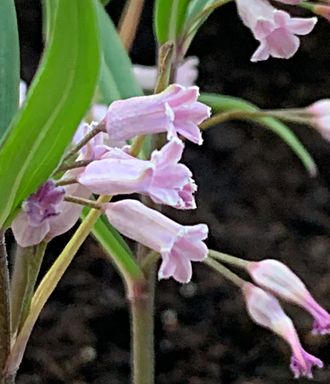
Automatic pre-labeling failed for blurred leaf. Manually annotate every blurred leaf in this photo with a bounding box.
[96,2,142,103]
[181,0,232,55]
[0,0,101,228]
[82,209,144,281]
[0,0,20,140]
[154,0,191,44]
[200,93,317,176]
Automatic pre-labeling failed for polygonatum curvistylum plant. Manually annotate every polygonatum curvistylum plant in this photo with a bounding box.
[0,0,330,383]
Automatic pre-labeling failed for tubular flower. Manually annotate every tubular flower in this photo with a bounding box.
[133,56,199,90]
[243,283,323,379]
[105,199,208,283]
[247,259,330,335]
[12,178,90,248]
[306,99,330,141]
[78,139,196,209]
[104,84,211,145]
[235,0,317,61]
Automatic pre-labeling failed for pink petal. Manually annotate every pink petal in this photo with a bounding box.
[287,17,317,36]
[12,212,50,247]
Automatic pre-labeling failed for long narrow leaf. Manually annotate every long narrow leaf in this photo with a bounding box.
[0,0,101,228]
[154,0,191,44]
[0,0,19,139]
[200,93,317,176]
[96,3,142,103]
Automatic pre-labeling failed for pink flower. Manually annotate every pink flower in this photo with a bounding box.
[104,84,211,145]
[236,0,317,61]
[275,0,303,4]
[105,199,208,283]
[247,259,330,335]
[133,56,199,90]
[78,139,196,209]
[307,99,330,141]
[12,179,90,247]
[243,283,323,379]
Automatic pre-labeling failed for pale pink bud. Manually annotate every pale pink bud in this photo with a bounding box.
[306,99,330,141]
[105,199,208,283]
[78,139,196,209]
[247,259,330,335]
[105,84,211,145]
[313,5,330,22]
[133,57,199,90]
[236,0,317,61]
[243,283,323,379]
[12,178,90,247]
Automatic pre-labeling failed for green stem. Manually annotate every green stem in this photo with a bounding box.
[130,266,155,384]
[64,195,104,210]
[204,257,245,288]
[10,242,47,337]
[0,231,11,375]
[4,195,110,378]
[201,110,309,130]
[208,249,248,268]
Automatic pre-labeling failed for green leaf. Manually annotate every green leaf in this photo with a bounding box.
[0,0,20,140]
[82,209,144,282]
[96,2,142,103]
[154,0,191,44]
[200,93,317,176]
[0,0,101,228]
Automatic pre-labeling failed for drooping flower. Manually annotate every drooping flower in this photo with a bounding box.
[12,178,90,248]
[78,139,196,209]
[105,199,208,283]
[133,56,199,90]
[247,259,330,335]
[235,0,317,61]
[306,99,330,141]
[243,283,323,379]
[104,84,211,145]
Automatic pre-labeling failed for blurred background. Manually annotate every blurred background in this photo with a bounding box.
[13,0,330,383]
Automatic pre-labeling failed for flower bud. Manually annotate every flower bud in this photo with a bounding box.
[247,259,330,335]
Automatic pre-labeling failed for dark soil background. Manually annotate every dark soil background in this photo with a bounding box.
[13,0,330,383]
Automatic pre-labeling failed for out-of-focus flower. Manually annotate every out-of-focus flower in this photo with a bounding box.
[243,283,323,379]
[19,80,27,107]
[247,259,330,335]
[105,84,211,145]
[133,56,199,90]
[105,199,208,283]
[235,0,317,61]
[306,99,330,141]
[79,139,196,209]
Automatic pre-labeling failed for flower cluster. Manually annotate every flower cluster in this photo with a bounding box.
[12,84,210,283]
[241,259,329,378]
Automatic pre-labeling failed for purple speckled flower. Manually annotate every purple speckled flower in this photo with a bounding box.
[22,180,65,227]
[105,199,208,283]
[243,283,323,379]
[247,259,330,335]
[12,178,90,247]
